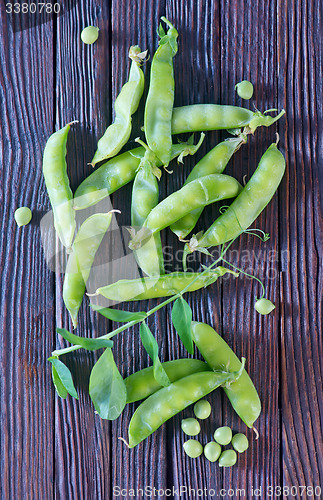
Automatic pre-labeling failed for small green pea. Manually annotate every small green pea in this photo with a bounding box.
[194,399,211,419]
[232,433,249,453]
[214,426,232,446]
[183,439,203,458]
[255,297,275,315]
[219,449,237,467]
[14,207,32,227]
[81,26,99,45]
[204,442,221,462]
[181,418,201,436]
[235,80,254,100]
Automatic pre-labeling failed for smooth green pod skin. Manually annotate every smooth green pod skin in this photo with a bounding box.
[92,46,145,165]
[128,369,239,448]
[255,298,275,315]
[191,322,261,428]
[204,442,222,462]
[42,123,76,250]
[94,267,238,302]
[232,433,249,453]
[125,359,209,403]
[171,105,285,135]
[181,418,201,436]
[131,151,164,277]
[194,399,211,419]
[81,26,99,44]
[129,174,242,249]
[14,207,32,227]
[170,136,246,239]
[63,212,114,328]
[144,18,178,166]
[186,143,286,253]
[183,440,203,458]
[74,142,201,211]
[219,450,237,467]
[235,80,254,100]
[214,426,232,445]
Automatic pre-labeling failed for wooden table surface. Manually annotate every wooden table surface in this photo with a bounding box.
[1,0,322,498]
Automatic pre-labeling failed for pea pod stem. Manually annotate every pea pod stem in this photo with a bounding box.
[221,258,266,299]
[52,238,238,357]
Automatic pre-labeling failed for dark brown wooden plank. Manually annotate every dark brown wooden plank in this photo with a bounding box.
[163,0,223,495]
[54,2,113,498]
[277,0,323,493]
[0,10,55,500]
[219,0,281,497]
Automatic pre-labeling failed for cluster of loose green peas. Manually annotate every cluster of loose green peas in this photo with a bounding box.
[181,399,249,467]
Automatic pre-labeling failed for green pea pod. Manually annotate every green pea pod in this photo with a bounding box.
[125,358,210,403]
[127,363,244,448]
[131,142,164,277]
[42,122,76,250]
[184,141,286,259]
[63,211,116,328]
[171,105,285,135]
[191,321,261,428]
[144,17,178,166]
[92,267,238,303]
[91,46,146,165]
[74,138,204,211]
[129,174,242,249]
[170,135,246,240]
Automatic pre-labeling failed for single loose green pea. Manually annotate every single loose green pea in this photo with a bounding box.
[214,426,232,446]
[255,298,275,315]
[181,418,201,436]
[81,26,99,45]
[219,449,237,467]
[235,80,254,100]
[204,442,222,462]
[183,439,203,458]
[194,399,211,419]
[232,433,249,453]
[14,207,32,227]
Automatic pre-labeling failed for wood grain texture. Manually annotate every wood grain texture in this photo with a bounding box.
[0,8,55,500]
[0,0,321,498]
[277,0,323,494]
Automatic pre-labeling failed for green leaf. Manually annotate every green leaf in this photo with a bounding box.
[139,323,171,387]
[90,305,147,323]
[51,365,68,399]
[48,357,78,399]
[57,327,113,351]
[89,348,126,420]
[171,297,194,354]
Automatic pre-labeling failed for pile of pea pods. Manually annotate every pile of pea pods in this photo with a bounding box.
[39,17,286,457]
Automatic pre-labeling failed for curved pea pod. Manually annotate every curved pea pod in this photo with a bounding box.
[144,17,178,166]
[191,321,261,428]
[125,358,210,403]
[129,174,242,249]
[184,142,286,257]
[74,140,203,211]
[127,365,244,448]
[92,267,238,303]
[131,146,164,277]
[170,135,247,240]
[91,46,146,166]
[42,122,76,250]
[63,211,116,328]
[171,104,285,135]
